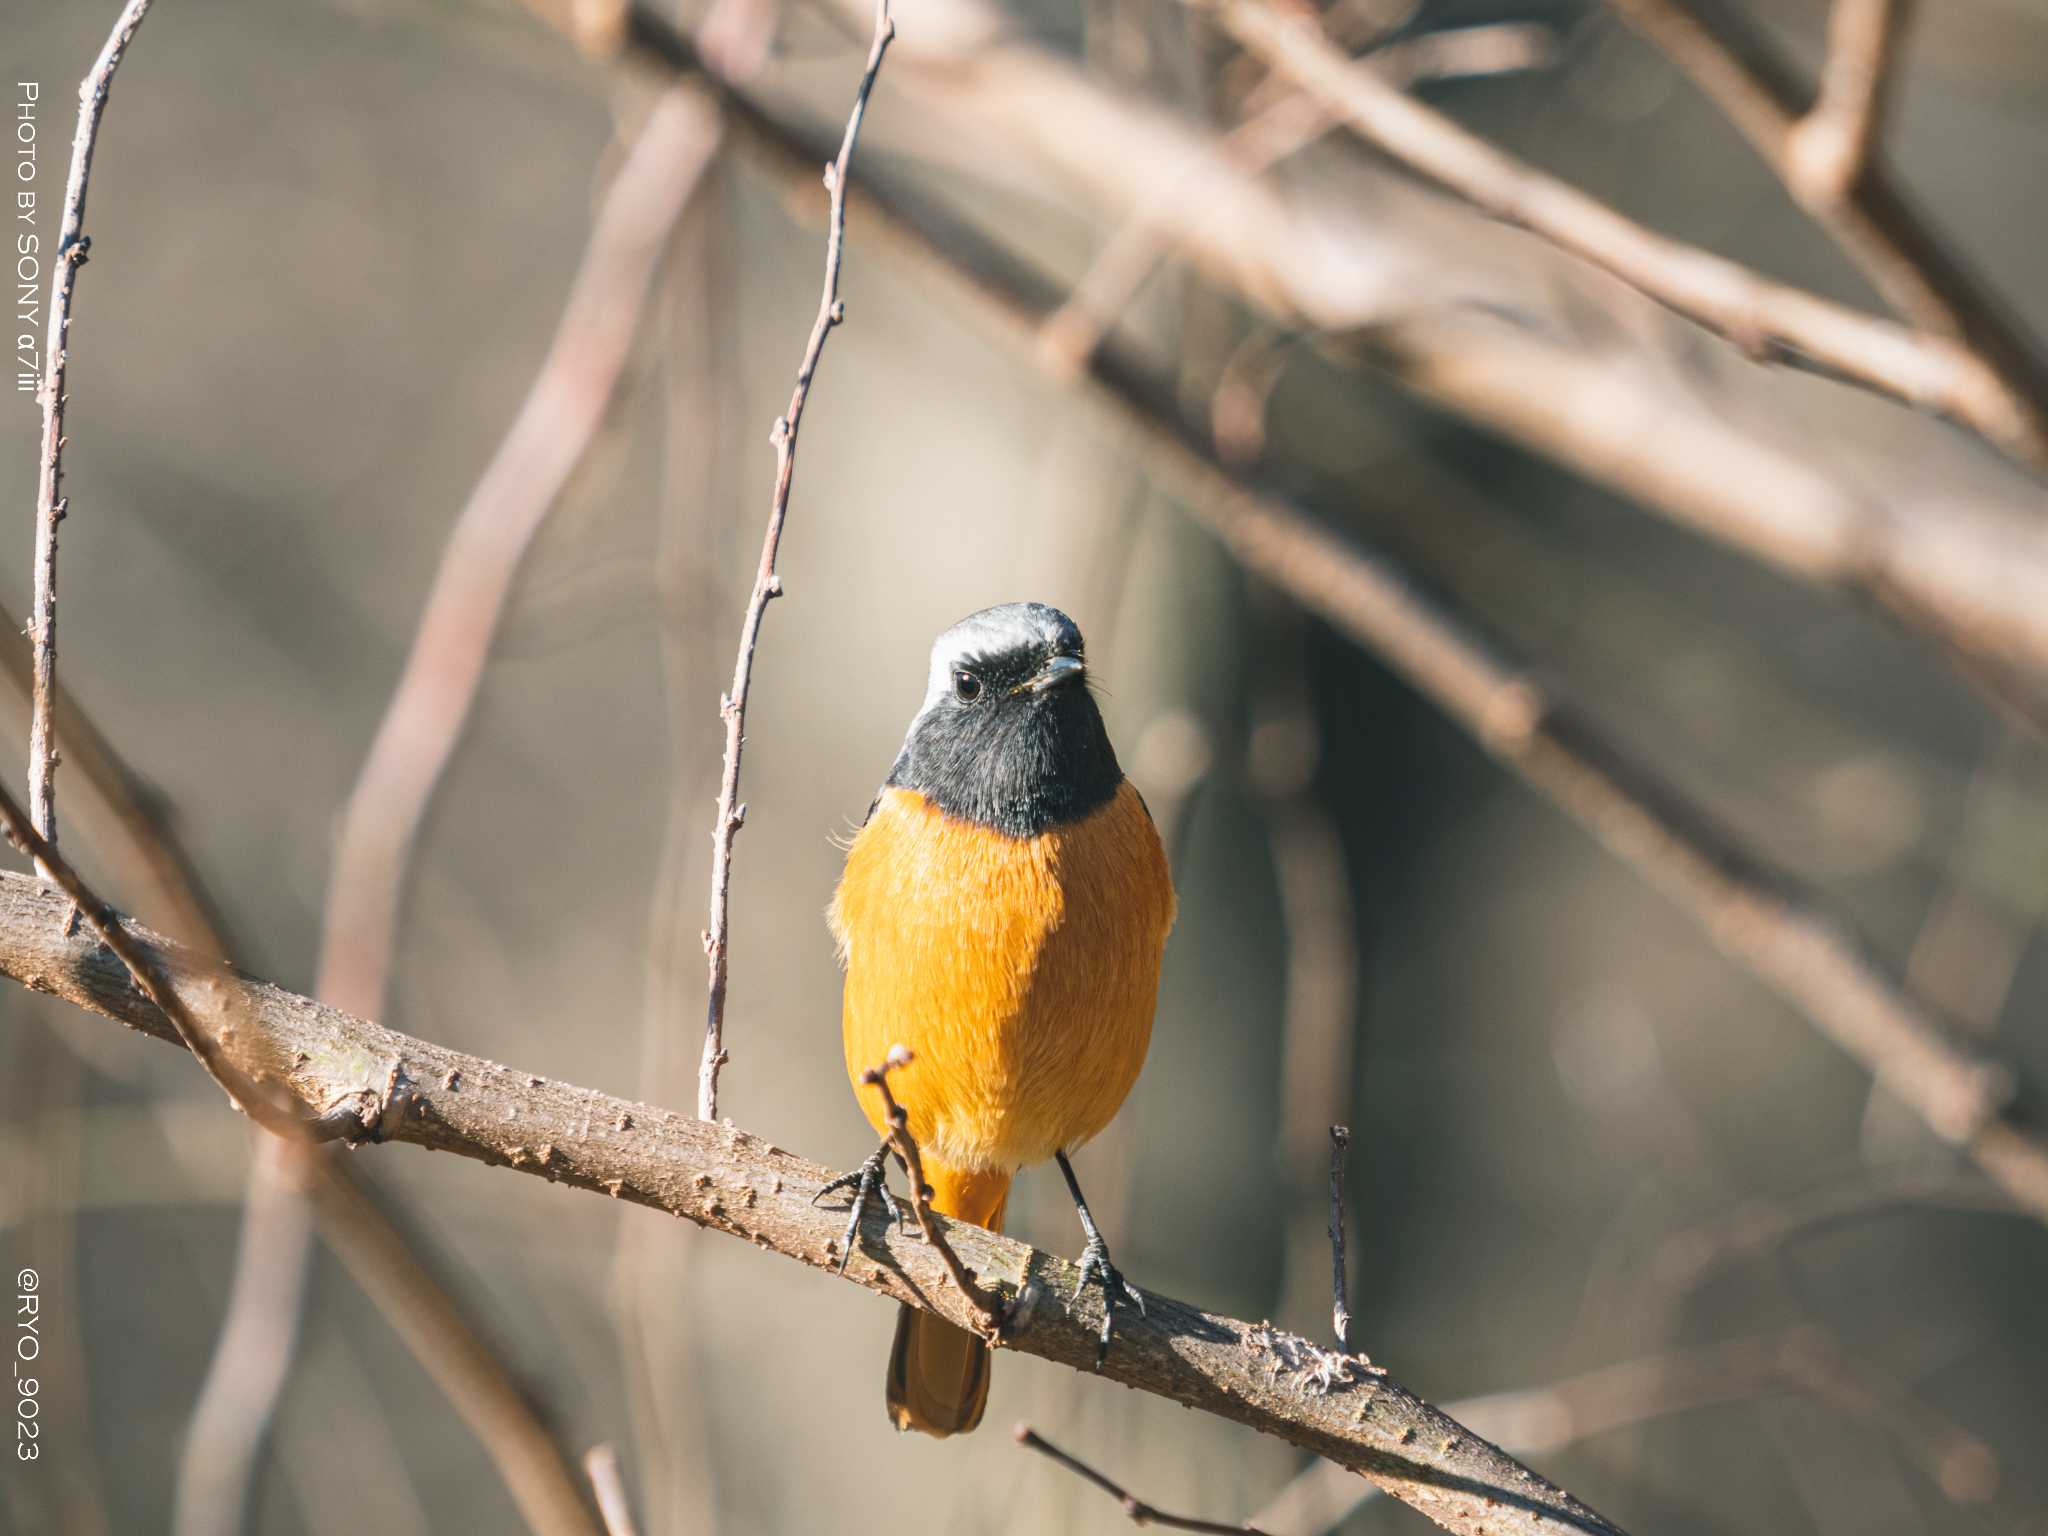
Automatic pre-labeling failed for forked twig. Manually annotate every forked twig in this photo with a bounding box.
[1015,1424,1272,1535]
[698,0,895,1120]
[858,1047,1004,1333]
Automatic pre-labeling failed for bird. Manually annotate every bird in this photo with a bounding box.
[823,601,1177,1437]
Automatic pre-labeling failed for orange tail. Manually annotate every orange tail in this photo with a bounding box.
[885,1163,1009,1437]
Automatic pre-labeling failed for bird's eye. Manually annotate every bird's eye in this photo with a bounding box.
[952,670,983,703]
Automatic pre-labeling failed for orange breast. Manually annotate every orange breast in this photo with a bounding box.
[830,780,1176,1178]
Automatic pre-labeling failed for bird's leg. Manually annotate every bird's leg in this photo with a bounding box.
[1055,1150,1145,1367]
[812,1139,915,1275]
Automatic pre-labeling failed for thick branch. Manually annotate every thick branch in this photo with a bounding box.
[0,870,1625,1536]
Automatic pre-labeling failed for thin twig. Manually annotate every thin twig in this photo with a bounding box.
[587,1,2048,1226]
[0,881,1628,1536]
[583,1445,643,1536]
[1603,0,2048,462]
[1015,1424,1272,1535]
[318,88,722,1020]
[858,1047,1004,1333]
[1326,1126,1352,1354]
[1784,0,1913,205]
[29,0,158,866]
[696,0,894,1121]
[1199,0,2040,465]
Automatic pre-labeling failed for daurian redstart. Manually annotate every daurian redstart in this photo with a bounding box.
[827,602,1176,1437]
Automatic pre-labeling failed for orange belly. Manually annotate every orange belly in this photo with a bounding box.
[831,780,1175,1190]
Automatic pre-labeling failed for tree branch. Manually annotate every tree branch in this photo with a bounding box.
[0,869,1628,1536]
[1197,0,2038,466]
[697,0,893,1121]
[1015,1424,1271,1535]
[1603,0,2048,456]
[29,0,158,864]
[858,1047,1004,1333]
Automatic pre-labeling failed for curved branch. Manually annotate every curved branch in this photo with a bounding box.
[0,868,1627,1536]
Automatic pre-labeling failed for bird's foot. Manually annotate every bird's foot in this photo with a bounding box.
[812,1146,914,1274]
[1073,1234,1145,1368]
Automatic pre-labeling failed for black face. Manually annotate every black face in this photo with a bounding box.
[885,603,1123,838]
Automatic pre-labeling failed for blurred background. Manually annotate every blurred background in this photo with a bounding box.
[4,0,2047,1533]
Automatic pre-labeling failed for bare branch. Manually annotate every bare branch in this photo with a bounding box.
[583,0,2048,1229]
[1784,0,1913,204]
[1604,0,2048,457]
[697,0,894,1121]
[1199,0,2038,466]
[857,1047,1004,1333]
[1015,1424,1272,1535]
[29,0,158,865]
[0,873,1629,1536]
[318,88,722,1020]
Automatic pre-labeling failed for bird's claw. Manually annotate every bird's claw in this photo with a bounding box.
[812,1147,913,1274]
[1073,1234,1145,1368]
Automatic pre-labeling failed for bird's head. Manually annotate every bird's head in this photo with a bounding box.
[886,602,1122,838]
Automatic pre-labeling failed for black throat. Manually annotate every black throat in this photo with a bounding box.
[886,681,1123,839]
